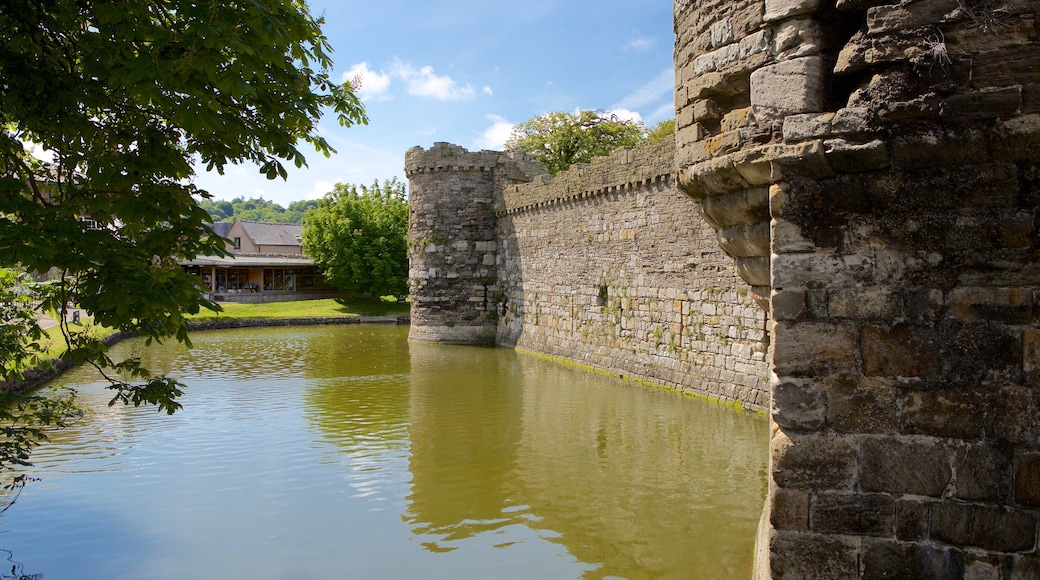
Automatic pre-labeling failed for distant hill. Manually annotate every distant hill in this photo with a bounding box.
[199,197,318,225]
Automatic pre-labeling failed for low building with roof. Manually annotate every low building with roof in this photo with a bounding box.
[181,220,338,303]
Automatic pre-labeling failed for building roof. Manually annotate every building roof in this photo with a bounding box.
[209,222,233,238]
[179,255,314,268]
[237,220,303,246]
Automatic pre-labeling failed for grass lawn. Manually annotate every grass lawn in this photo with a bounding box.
[186,296,409,321]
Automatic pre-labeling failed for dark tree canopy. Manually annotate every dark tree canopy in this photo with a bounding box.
[302,179,408,298]
[199,197,318,224]
[0,0,366,480]
[505,110,647,174]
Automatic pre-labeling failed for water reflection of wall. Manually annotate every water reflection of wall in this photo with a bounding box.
[507,354,769,578]
[405,341,524,545]
[406,339,769,577]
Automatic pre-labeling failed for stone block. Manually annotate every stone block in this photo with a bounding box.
[772,321,858,377]
[770,530,858,579]
[1015,453,1040,508]
[931,502,1037,553]
[772,251,874,290]
[824,138,890,173]
[764,0,820,23]
[949,287,1033,325]
[992,114,1040,162]
[826,377,898,434]
[900,388,987,440]
[943,87,1023,120]
[692,99,721,122]
[810,492,895,536]
[860,436,953,497]
[828,287,900,320]
[1012,555,1040,579]
[940,319,1023,383]
[861,323,940,378]
[993,386,1040,444]
[866,0,961,35]
[750,57,827,120]
[895,499,930,542]
[771,429,857,490]
[710,18,733,48]
[773,18,823,60]
[772,289,807,321]
[771,487,809,531]
[782,112,834,143]
[772,219,816,254]
[955,443,1012,503]
[861,540,965,579]
[772,378,827,431]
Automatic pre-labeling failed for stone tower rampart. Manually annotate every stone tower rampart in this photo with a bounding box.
[405,143,539,344]
[407,139,770,410]
[677,0,1040,577]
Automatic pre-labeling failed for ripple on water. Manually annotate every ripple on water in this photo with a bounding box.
[2,325,767,580]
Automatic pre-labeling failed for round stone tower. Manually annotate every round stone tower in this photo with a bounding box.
[405,143,532,344]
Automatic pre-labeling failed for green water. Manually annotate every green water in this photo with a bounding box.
[1,325,768,579]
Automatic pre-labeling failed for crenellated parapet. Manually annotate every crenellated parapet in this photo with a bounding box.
[500,140,676,215]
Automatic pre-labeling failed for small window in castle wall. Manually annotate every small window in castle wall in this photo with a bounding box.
[597,285,609,306]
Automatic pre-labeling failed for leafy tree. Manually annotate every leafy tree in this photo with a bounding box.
[505,110,647,174]
[0,0,366,476]
[302,179,408,298]
[198,196,319,224]
[647,119,676,143]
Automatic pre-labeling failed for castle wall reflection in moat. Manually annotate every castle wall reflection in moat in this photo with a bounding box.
[2,325,766,579]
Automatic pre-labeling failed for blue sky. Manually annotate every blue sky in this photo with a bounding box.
[192,1,676,207]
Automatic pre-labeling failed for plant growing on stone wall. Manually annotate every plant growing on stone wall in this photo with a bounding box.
[919,29,953,71]
[957,0,1014,33]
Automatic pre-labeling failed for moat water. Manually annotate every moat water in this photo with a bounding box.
[2,325,768,579]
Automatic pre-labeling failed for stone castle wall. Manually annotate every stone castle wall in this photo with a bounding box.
[407,139,770,410]
[497,140,770,409]
[676,0,1040,577]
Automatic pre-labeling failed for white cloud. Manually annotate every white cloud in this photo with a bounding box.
[305,180,337,200]
[391,60,476,101]
[625,36,654,52]
[647,102,676,124]
[611,67,674,112]
[343,62,392,103]
[483,86,493,96]
[473,115,514,151]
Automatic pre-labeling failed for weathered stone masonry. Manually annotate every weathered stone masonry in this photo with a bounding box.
[498,140,769,408]
[409,0,1040,576]
[676,0,1040,578]
[406,140,770,410]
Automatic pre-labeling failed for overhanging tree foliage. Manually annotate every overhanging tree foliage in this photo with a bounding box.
[302,179,408,299]
[0,0,367,478]
[505,110,647,174]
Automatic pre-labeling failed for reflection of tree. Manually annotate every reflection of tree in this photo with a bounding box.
[404,342,524,546]
[302,326,411,452]
[0,548,42,580]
